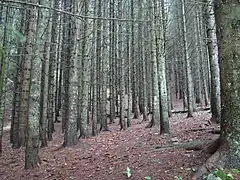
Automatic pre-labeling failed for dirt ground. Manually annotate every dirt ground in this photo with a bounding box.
[0,108,221,180]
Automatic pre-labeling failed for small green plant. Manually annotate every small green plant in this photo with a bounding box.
[206,169,235,180]
[215,169,234,180]
[145,176,151,180]
[231,169,240,174]
[123,167,131,178]
[174,176,182,180]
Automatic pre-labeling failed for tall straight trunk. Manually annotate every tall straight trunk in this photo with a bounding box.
[47,0,59,139]
[10,7,26,147]
[63,0,78,146]
[100,0,108,131]
[137,0,143,115]
[77,13,82,132]
[61,0,68,134]
[131,0,140,119]
[156,0,169,134]
[174,54,179,99]
[96,0,102,126]
[0,6,8,154]
[56,5,63,132]
[147,0,160,128]
[51,0,61,124]
[138,0,148,121]
[145,8,152,114]
[118,0,126,130]
[214,0,240,168]
[196,4,207,108]
[24,0,39,168]
[59,22,65,133]
[109,0,116,124]
[204,0,221,123]
[38,0,52,147]
[91,0,98,136]
[18,6,36,148]
[126,2,131,127]
[176,0,187,110]
[199,5,210,108]
[57,11,63,132]
[80,0,90,138]
[180,0,194,117]
[193,8,202,106]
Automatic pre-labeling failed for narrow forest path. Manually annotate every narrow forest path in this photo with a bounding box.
[0,111,218,180]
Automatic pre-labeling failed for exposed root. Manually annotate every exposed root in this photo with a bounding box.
[210,116,220,124]
[191,138,232,180]
[145,120,154,128]
[192,150,226,180]
[202,138,220,154]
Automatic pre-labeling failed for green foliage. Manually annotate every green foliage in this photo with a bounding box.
[122,168,152,179]
[174,176,182,180]
[206,173,222,180]
[145,176,151,180]
[214,169,234,180]
[231,169,240,174]
[206,169,240,180]
[123,167,131,178]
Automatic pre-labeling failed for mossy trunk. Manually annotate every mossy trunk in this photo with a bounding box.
[215,0,240,168]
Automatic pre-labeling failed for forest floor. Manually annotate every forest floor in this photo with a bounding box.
[0,108,220,180]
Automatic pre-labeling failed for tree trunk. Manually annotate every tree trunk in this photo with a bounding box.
[38,0,52,148]
[215,0,240,168]
[180,0,194,117]
[118,0,126,130]
[109,0,116,124]
[10,9,25,147]
[91,0,98,136]
[158,0,169,134]
[205,0,221,123]
[24,0,39,168]
[0,6,9,154]
[100,0,109,131]
[147,0,160,128]
[131,0,140,119]
[80,0,90,138]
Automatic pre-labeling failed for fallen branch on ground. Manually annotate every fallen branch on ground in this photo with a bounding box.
[152,136,220,154]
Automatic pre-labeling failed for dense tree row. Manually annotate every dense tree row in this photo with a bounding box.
[0,0,239,171]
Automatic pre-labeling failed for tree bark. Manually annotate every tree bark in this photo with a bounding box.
[204,0,221,123]
[24,0,40,168]
[215,0,240,168]
[180,0,194,117]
